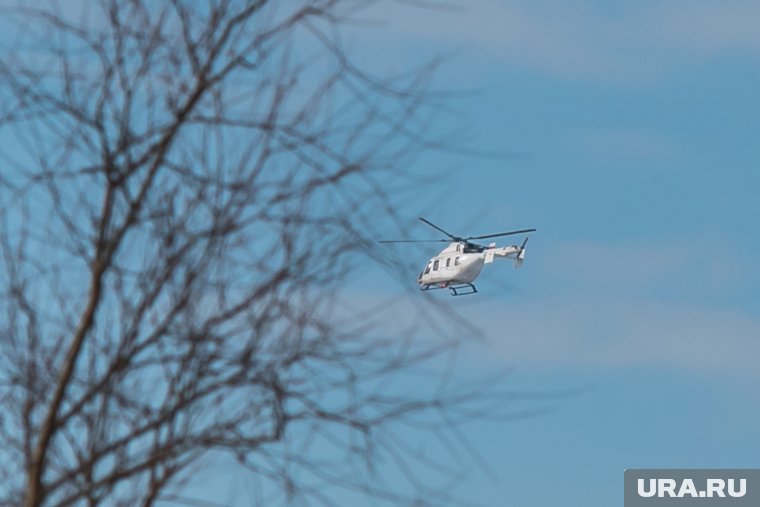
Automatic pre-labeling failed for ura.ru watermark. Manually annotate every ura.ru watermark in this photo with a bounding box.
[625,469,760,506]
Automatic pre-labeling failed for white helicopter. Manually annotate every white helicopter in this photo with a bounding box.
[381,217,536,296]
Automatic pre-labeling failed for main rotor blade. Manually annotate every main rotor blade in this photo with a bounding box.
[418,217,459,240]
[378,239,450,243]
[467,228,536,240]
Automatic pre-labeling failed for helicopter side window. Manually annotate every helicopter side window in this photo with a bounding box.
[433,260,439,271]
[455,256,460,266]
[446,258,451,268]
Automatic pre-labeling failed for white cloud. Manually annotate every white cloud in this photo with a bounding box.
[546,237,752,299]
[364,0,760,83]
[475,296,760,375]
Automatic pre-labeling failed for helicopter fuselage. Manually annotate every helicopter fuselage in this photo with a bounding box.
[417,241,521,289]
[419,252,484,286]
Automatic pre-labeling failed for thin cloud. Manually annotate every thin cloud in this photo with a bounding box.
[371,0,760,84]
[479,297,760,375]
[560,128,682,165]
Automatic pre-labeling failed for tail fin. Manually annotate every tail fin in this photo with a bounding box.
[514,237,528,268]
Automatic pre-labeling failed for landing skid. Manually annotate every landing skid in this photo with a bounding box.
[421,283,478,296]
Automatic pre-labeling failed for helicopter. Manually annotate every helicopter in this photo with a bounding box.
[380,217,536,296]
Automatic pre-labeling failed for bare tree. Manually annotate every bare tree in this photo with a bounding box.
[0,1,520,506]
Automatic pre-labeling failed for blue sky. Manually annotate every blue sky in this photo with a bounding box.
[339,1,760,505]
[2,1,757,505]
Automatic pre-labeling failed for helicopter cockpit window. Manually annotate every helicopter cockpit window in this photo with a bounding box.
[424,264,431,274]
[433,260,439,271]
